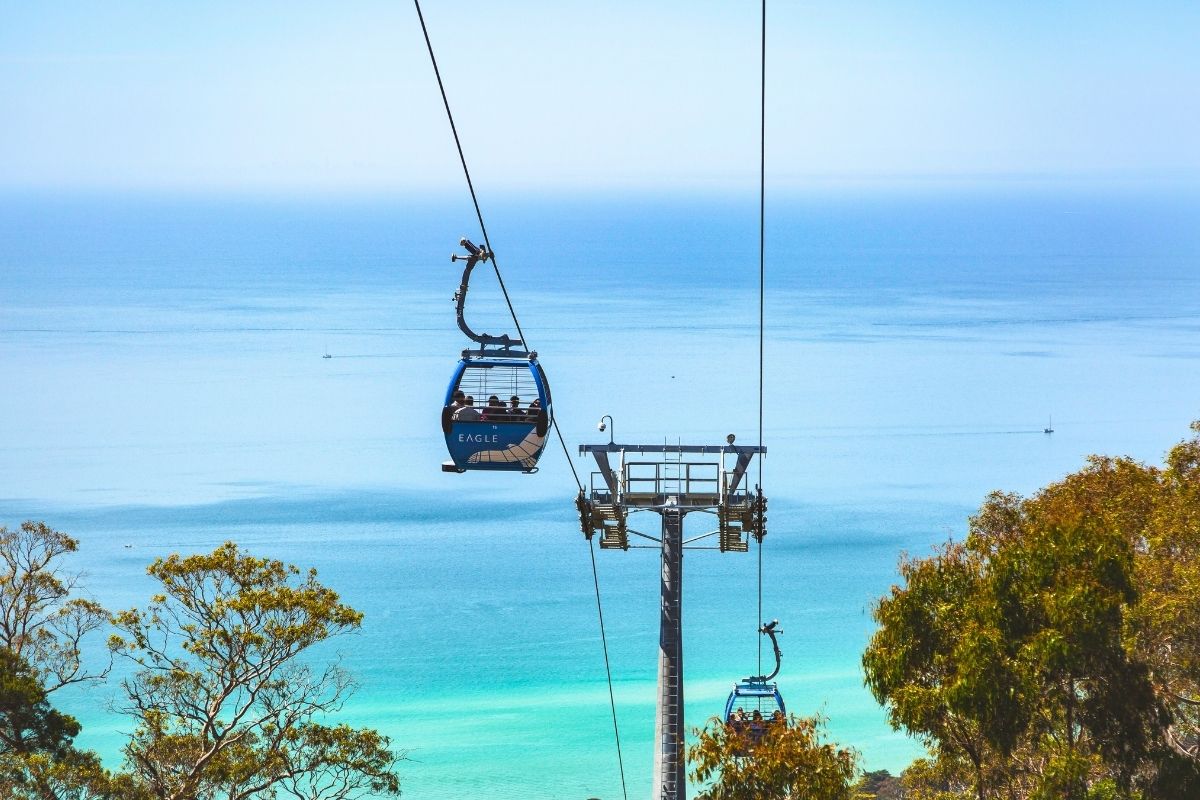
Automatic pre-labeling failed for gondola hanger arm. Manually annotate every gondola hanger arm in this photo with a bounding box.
[750,619,783,682]
[451,238,523,349]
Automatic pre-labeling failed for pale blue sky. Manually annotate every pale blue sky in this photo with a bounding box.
[2,1,1198,192]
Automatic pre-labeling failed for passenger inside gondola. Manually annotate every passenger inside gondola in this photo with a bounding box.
[453,395,480,421]
[749,710,766,741]
[481,395,505,420]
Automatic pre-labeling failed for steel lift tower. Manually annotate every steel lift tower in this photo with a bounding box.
[577,437,767,800]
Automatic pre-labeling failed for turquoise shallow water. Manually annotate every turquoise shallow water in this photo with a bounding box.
[2,187,1199,798]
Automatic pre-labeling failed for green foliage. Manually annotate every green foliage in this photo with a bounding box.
[0,648,80,759]
[0,646,103,799]
[688,714,860,800]
[900,756,973,800]
[854,769,904,799]
[1129,422,1200,765]
[864,424,1200,799]
[109,542,402,800]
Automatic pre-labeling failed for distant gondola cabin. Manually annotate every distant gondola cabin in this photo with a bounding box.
[724,679,787,752]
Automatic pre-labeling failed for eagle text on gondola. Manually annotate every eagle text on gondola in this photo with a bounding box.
[459,433,500,443]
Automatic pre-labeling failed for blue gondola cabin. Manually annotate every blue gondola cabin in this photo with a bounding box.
[441,355,551,473]
[724,679,787,753]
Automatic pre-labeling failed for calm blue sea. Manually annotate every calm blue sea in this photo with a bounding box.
[2,185,1199,799]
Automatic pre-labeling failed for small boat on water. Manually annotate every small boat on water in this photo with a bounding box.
[1044,416,1054,434]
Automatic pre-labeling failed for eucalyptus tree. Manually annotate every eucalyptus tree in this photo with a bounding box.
[688,714,860,800]
[109,543,402,800]
[864,448,1182,799]
[862,536,1022,799]
[0,521,109,694]
[0,522,117,800]
[1130,423,1200,766]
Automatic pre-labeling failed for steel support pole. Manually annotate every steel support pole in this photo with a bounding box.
[652,506,685,800]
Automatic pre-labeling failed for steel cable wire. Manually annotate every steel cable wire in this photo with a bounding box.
[589,537,630,800]
[412,3,624,796]
[757,0,767,679]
